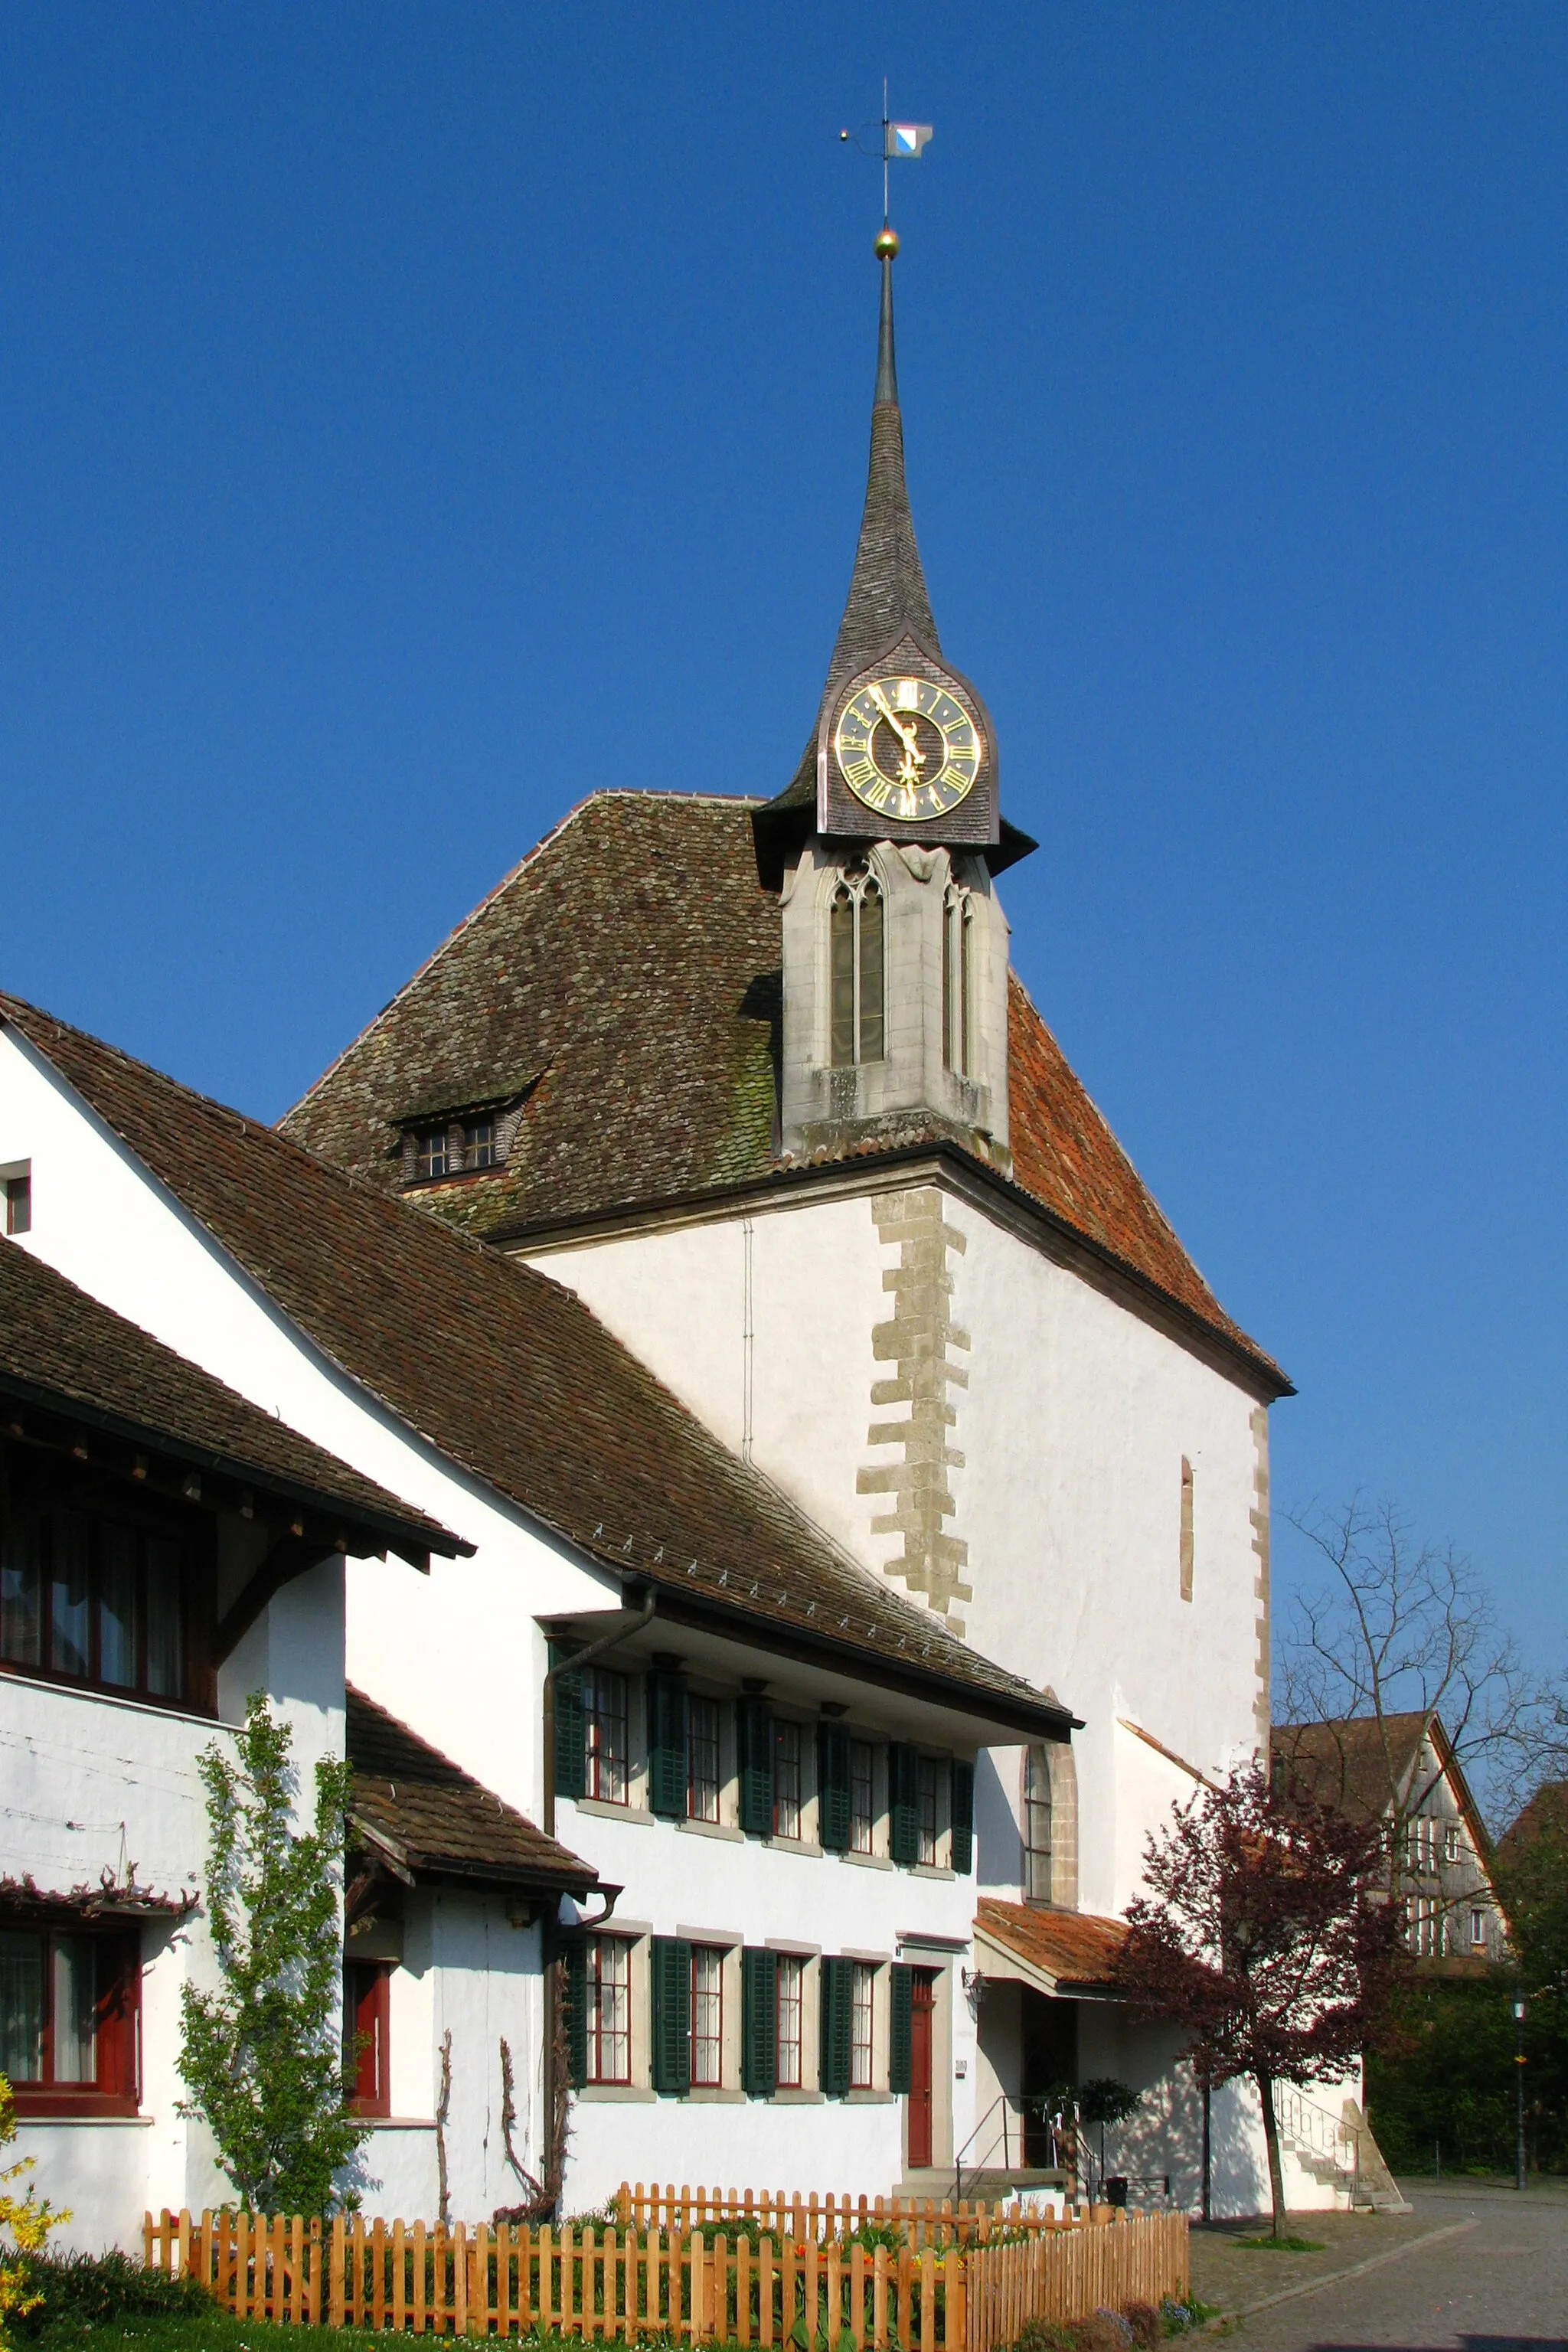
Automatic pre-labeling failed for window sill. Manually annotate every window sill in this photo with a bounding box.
[569,1797,655,1827]
[678,1817,745,1844]
[844,2090,896,2105]
[577,2083,657,2102]
[11,2109,151,2126]
[361,2117,438,2132]
[913,1863,956,1881]
[765,1837,824,1860]
[10,2095,140,2120]
[684,2088,746,2105]
[840,1849,893,1872]
[769,2089,825,2105]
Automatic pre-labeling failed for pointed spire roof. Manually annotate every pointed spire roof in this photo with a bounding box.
[754,231,1034,888]
[824,227,940,696]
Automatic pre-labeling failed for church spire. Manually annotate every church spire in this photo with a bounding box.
[825,226,940,703]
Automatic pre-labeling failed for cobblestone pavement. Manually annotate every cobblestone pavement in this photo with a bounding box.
[1214,2178,1568,2350]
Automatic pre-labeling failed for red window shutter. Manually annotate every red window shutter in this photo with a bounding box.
[346,1964,390,2115]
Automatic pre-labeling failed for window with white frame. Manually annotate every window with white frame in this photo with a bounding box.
[774,1720,803,1840]
[691,1947,724,2087]
[1470,1907,1486,1949]
[829,868,885,1068]
[776,1955,803,2089]
[1444,1821,1461,1865]
[849,1740,876,1855]
[687,1694,721,1823]
[850,1963,875,2089]
[586,1937,631,2084]
[1407,1896,1439,1957]
[584,1669,629,1805]
[1024,1746,1054,1903]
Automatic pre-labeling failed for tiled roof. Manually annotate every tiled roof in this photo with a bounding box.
[1,994,1059,1733]
[0,1235,456,1561]
[281,792,1282,1390]
[975,1898,1129,1994]
[347,1687,595,1893]
[1271,1714,1432,1824]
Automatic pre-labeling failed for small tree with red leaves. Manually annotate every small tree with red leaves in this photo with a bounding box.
[1119,1759,1399,2236]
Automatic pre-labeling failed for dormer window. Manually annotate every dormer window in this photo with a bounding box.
[416,1128,452,1181]
[829,866,884,1067]
[399,1080,537,1187]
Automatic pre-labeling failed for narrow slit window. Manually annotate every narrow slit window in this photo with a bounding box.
[583,1669,629,1805]
[1179,1458,1194,1602]
[4,1173,31,1236]
[942,888,974,1076]
[687,1695,721,1824]
[586,1936,630,2084]
[1023,1746,1054,1903]
[776,1955,803,2089]
[828,870,885,1068]
[691,1947,724,2086]
[849,1740,876,1855]
[850,1962,875,2090]
[774,1720,802,1841]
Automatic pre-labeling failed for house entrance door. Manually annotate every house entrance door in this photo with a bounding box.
[907,1970,937,2168]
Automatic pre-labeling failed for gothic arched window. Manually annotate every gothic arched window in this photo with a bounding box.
[829,867,885,1068]
[942,884,974,1076]
[1023,1745,1054,1903]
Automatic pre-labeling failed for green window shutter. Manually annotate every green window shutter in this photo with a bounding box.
[562,1939,589,2089]
[888,1962,913,2095]
[817,1723,851,1852]
[951,1759,975,1875]
[650,1936,691,2096]
[647,1670,688,1818]
[819,1955,853,2098]
[741,1946,779,2097]
[550,1642,586,1803]
[888,1743,920,1867]
[737,1696,775,1837]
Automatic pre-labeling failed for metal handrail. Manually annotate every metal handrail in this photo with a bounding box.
[952,2094,1060,2202]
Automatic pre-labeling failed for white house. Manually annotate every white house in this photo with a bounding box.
[0,1226,468,2244]
[0,982,1066,2230]
[0,227,1381,2233]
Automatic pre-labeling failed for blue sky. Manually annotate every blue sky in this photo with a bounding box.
[2,6,1564,1668]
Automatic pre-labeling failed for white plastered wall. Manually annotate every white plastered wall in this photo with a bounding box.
[4,1569,344,2250]
[0,1030,991,2220]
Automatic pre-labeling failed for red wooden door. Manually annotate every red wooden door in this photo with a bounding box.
[907,1969,936,2168]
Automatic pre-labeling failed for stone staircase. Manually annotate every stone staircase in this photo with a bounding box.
[1276,2086,1410,2213]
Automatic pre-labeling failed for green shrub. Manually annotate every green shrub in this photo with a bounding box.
[5,2252,214,2341]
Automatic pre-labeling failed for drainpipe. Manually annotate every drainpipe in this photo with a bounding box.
[539,1583,656,2214]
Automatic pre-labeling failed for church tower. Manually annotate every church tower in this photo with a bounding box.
[753,230,1035,1171]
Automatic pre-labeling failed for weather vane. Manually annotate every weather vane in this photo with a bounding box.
[841,80,933,225]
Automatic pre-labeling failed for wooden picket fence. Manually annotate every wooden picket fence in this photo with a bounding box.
[963,2217,1188,2352]
[614,2184,1102,2251]
[145,2203,1188,2346]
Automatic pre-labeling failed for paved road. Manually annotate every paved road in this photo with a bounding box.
[1231,2179,1568,2350]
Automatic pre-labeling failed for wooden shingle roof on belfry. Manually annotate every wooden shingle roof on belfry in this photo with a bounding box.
[0,1235,456,1563]
[347,1687,596,1895]
[280,792,1284,1393]
[0,992,1061,1734]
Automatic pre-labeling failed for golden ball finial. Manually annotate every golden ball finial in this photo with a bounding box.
[874,226,899,260]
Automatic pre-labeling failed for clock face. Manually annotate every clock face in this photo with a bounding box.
[833,675,983,823]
